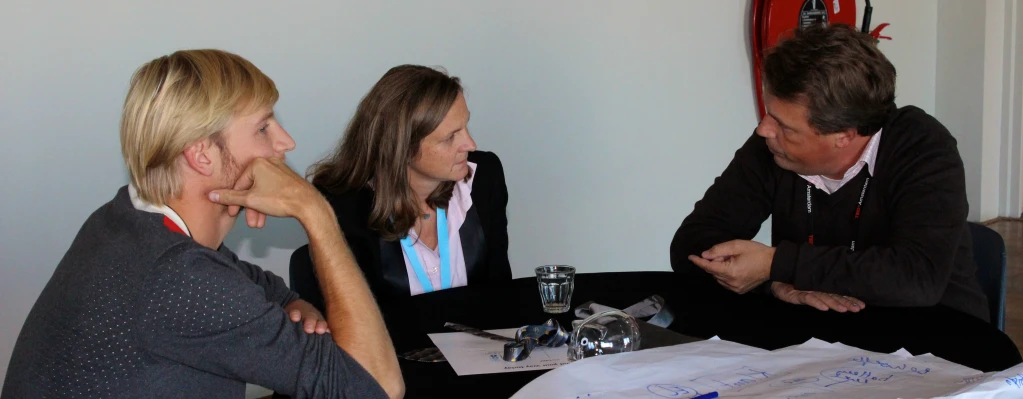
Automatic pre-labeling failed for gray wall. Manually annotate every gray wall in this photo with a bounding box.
[937,0,987,222]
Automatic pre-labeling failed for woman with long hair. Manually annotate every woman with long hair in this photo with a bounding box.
[304,65,511,306]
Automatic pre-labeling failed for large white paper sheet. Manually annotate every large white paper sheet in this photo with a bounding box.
[428,328,571,376]
[511,338,1023,399]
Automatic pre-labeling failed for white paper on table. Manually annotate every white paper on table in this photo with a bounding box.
[510,337,1023,399]
[428,328,571,376]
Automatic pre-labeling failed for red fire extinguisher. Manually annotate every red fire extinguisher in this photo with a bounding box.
[751,0,891,119]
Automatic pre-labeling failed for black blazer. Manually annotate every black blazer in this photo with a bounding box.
[291,150,512,312]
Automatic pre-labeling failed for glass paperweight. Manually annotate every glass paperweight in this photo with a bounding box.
[567,310,641,361]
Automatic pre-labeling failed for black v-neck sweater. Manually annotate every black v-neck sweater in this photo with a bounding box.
[670,106,988,322]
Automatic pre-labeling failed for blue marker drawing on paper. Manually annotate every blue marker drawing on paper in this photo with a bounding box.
[820,368,896,388]
[767,376,835,397]
[848,356,931,375]
[1005,373,1023,388]
[690,366,771,391]
[646,384,700,398]
[957,375,988,384]
[769,377,820,387]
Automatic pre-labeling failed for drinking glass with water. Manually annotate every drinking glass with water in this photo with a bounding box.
[535,265,575,313]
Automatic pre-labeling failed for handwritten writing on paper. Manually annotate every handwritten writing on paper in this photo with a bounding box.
[957,375,987,384]
[428,328,570,376]
[849,356,931,375]
[820,368,896,386]
[510,338,1023,399]
[1006,373,1023,389]
[690,365,771,391]
[645,384,701,398]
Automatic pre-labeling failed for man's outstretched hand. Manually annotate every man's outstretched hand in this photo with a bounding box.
[770,282,865,312]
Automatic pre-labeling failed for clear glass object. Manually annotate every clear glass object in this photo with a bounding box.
[567,310,641,361]
[535,265,576,313]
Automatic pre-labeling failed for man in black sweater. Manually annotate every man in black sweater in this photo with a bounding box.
[670,23,989,322]
[3,50,404,398]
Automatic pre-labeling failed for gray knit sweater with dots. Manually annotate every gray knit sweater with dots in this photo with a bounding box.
[2,186,386,399]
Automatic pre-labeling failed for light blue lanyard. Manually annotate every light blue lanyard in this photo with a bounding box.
[399,208,451,293]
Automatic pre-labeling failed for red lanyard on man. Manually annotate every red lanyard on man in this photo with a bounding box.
[806,177,870,251]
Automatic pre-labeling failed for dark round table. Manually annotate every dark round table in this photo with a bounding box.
[374,271,1021,398]
[276,271,1022,398]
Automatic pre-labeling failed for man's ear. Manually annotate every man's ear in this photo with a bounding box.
[182,139,216,177]
[832,128,860,149]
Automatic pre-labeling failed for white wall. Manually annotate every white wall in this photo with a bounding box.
[1009,1,1023,219]
[1011,1,1023,219]
[982,0,1009,222]
[870,0,938,114]
[937,0,986,222]
[0,0,950,393]
[978,0,1023,221]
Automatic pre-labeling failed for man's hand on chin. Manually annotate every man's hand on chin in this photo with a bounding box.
[688,240,775,294]
[208,157,326,226]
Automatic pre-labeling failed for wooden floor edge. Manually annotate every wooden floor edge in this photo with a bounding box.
[982,216,1023,225]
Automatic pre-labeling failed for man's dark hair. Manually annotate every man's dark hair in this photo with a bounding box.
[763,23,896,136]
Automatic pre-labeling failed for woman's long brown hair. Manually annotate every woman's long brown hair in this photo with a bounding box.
[309,65,468,241]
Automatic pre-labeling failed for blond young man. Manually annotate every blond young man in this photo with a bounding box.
[2,50,403,399]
